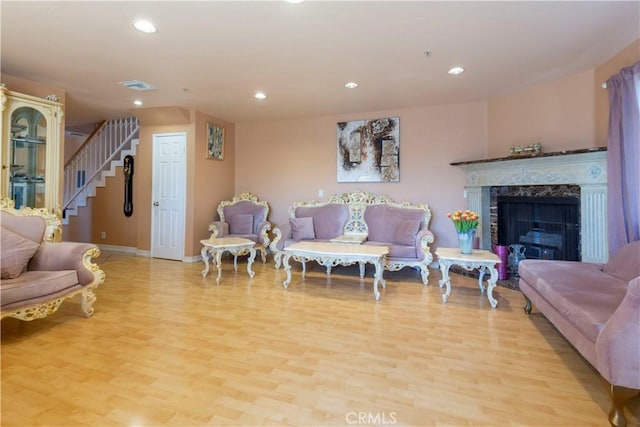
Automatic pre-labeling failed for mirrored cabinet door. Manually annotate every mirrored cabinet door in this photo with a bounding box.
[1,86,63,213]
[10,106,47,208]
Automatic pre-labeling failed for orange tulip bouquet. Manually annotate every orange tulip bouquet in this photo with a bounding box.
[447,209,479,254]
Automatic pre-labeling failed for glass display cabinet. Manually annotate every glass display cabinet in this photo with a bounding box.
[0,85,63,212]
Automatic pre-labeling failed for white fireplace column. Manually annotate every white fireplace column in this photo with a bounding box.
[464,186,490,249]
[580,184,607,262]
[455,149,608,263]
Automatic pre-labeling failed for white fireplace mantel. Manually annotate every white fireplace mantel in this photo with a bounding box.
[453,149,608,263]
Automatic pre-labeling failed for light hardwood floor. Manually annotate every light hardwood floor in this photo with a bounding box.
[2,252,639,426]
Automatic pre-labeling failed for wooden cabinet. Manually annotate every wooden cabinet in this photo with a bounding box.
[0,85,63,213]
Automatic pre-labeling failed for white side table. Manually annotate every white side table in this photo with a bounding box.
[200,237,256,283]
[435,247,502,308]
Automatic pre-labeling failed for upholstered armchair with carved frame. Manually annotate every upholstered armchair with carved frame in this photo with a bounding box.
[1,199,105,321]
[209,192,272,263]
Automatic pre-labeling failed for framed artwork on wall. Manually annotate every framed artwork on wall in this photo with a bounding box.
[337,117,399,182]
[206,123,224,160]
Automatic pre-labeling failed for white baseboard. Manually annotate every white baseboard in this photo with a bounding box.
[183,255,202,263]
[98,244,138,254]
[98,245,201,263]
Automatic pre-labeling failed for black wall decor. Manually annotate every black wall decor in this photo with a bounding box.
[123,155,134,217]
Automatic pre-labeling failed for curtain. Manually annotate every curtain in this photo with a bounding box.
[606,61,640,256]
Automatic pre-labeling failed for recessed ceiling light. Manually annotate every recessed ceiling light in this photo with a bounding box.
[345,82,358,89]
[254,92,267,100]
[133,100,143,106]
[133,20,157,34]
[286,0,304,4]
[448,66,465,75]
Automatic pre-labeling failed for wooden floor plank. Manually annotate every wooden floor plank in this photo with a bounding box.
[2,252,638,426]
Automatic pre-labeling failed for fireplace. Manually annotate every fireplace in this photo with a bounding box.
[495,191,580,262]
[452,148,608,263]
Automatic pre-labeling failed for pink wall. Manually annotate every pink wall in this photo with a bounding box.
[64,169,138,246]
[487,69,596,157]
[486,38,639,156]
[235,102,488,249]
[191,111,236,256]
[1,74,66,108]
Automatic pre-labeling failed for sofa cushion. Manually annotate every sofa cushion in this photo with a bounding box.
[393,219,420,246]
[290,217,315,240]
[295,204,349,239]
[0,211,46,243]
[1,270,79,307]
[1,227,40,279]
[601,240,640,282]
[229,214,254,235]
[519,260,628,342]
[365,205,423,244]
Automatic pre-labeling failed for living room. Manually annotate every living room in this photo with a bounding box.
[1,1,639,426]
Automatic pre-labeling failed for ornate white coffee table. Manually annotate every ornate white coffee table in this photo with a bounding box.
[435,247,502,308]
[282,241,389,300]
[200,237,256,283]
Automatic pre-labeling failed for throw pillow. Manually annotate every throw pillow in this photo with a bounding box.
[393,220,421,246]
[1,227,40,279]
[229,214,254,234]
[290,217,315,240]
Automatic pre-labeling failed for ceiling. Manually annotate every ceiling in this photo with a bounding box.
[1,1,638,127]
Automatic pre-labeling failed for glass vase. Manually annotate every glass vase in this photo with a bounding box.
[458,230,475,254]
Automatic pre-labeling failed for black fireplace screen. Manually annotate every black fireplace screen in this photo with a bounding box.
[497,196,580,261]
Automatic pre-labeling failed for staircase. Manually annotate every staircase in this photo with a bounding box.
[63,117,140,224]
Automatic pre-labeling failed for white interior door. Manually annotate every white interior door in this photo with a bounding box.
[151,133,186,260]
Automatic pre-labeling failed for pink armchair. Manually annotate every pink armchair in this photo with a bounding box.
[209,192,272,263]
[1,199,105,321]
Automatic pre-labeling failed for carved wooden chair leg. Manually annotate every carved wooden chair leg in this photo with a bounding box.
[81,287,97,317]
[607,383,639,427]
[523,296,532,314]
[420,263,430,286]
[273,252,282,270]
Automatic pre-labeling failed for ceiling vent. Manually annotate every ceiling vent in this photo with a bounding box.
[119,80,156,91]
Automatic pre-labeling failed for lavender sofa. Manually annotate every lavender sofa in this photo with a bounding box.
[270,191,434,284]
[519,241,640,427]
[1,199,105,321]
[209,192,272,263]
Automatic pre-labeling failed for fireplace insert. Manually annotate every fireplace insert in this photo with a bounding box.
[497,196,580,262]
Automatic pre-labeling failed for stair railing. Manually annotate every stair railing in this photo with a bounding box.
[63,117,140,213]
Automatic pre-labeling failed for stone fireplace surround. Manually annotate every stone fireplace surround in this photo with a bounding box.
[452,148,608,263]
